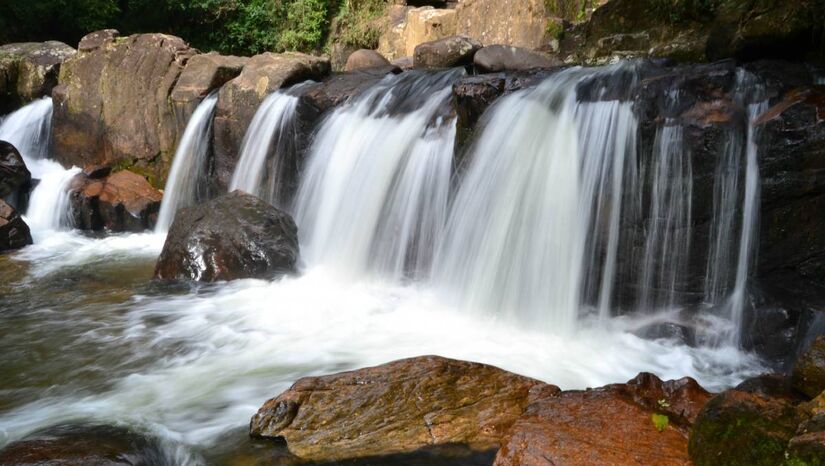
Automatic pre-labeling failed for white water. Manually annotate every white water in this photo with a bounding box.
[156,93,219,232]
[229,89,302,208]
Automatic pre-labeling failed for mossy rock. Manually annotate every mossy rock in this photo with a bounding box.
[793,336,825,400]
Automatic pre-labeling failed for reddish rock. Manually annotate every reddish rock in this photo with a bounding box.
[250,355,548,462]
[494,373,706,465]
[0,199,32,251]
[69,170,162,232]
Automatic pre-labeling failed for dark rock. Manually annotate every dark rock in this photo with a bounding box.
[413,35,482,69]
[345,49,392,71]
[154,190,298,281]
[635,321,697,346]
[688,388,803,466]
[250,355,547,462]
[494,372,707,465]
[81,163,111,179]
[52,32,197,187]
[0,140,31,199]
[69,170,163,232]
[793,335,825,399]
[0,41,76,113]
[0,423,165,465]
[735,373,806,404]
[392,56,414,70]
[0,199,32,251]
[473,45,561,72]
[211,52,330,190]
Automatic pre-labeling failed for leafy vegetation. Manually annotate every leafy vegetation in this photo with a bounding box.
[651,413,669,432]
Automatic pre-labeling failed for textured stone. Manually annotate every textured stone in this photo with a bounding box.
[0,41,75,113]
[69,170,162,232]
[413,35,482,69]
[456,0,554,50]
[0,199,32,252]
[345,49,392,71]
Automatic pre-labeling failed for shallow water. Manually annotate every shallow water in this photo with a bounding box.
[0,231,765,463]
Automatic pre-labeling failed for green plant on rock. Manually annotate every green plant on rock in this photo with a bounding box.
[651,413,669,432]
[328,0,388,50]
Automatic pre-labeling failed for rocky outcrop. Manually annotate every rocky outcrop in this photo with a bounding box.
[211,53,329,190]
[456,0,557,50]
[0,41,75,114]
[154,190,298,281]
[0,140,31,199]
[170,52,248,135]
[473,45,561,72]
[0,199,32,251]
[793,336,825,399]
[68,169,162,232]
[0,423,164,465]
[494,372,709,465]
[345,49,392,71]
[413,35,482,69]
[250,355,547,462]
[51,31,198,187]
[378,6,458,62]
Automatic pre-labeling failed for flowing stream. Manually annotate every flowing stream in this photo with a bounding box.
[0,65,773,463]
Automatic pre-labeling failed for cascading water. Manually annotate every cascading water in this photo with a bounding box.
[229,85,306,208]
[295,70,461,280]
[155,92,219,232]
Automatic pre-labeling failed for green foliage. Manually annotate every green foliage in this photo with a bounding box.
[329,0,387,49]
[648,0,718,24]
[651,413,669,432]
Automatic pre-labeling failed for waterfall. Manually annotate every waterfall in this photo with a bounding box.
[229,86,305,208]
[155,92,219,232]
[24,166,81,231]
[295,70,461,280]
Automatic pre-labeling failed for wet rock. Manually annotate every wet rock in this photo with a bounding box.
[250,355,547,462]
[0,140,31,199]
[212,52,330,190]
[82,163,112,179]
[494,372,707,466]
[154,190,298,281]
[688,388,803,466]
[735,373,806,403]
[793,335,825,399]
[0,199,32,252]
[0,423,165,465]
[52,31,197,187]
[345,49,392,71]
[413,35,482,69]
[0,41,76,113]
[455,0,556,50]
[473,45,560,72]
[69,170,163,232]
[635,321,697,346]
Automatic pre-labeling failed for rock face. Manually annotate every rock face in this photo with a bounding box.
[345,49,392,71]
[154,190,298,281]
[793,336,825,399]
[0,41,76,114]
[494,372,710,466]
[0,199,32,251]
[456,0,556,50]
[473,45,561,72]
[0,141,31,199]
[211,52,329,190]
[69,170,163,232]
[250,355,548,462]
[379,6,459,62]
[0,423,164,465]
[51,31,197,187]
[413,35,482,69]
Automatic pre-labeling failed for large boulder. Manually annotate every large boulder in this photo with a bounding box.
[51,31,198,187]
[494,372,710,465]
[250,355,547,462]
[0,140,31,199]
[378,6,458,62]
[793,336,825,399]
[69,169,162,232]
[345,49,392,71]
[455,0,557,50]
[473,45,561,72]
[0,199,32,251]
[413,35,482,69]
[154,190,298,281]
[0,41,76,114]
[0,423,165,465]
[211,52,329,190]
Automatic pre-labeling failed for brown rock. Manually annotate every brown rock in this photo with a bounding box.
[378,7,458,61]
[456,0,554,50]
[0,199,32,251]
[77,29,119,52]
[793,335,825,399]
[69,170,162,232]
[250,355,548,462]
[0,41,76,113]
[494,372,706,465]
[0,140,31,199]
[52,32,198,186]
[473,45,561,72]
[82,163,111,179]
[212,52,330,190]
[345,49,392,71]
[413,35,482,69]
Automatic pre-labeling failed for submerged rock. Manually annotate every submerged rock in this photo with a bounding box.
[154,190,298,281]
[0,423,165,465]
[413,35,482,69]
[494,372,709,465]
[0,140,31,199]
[0,40,76,113]
[345,49,392,71]
[69,170,162,232]
[793,336,825,399]
[250,355,547,462]
[0,199,32,251]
